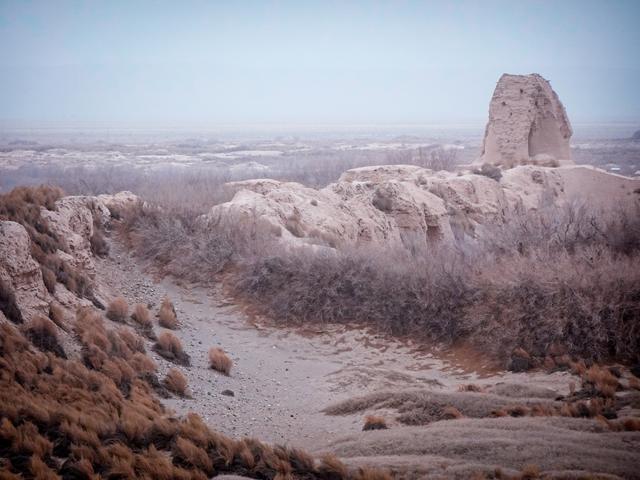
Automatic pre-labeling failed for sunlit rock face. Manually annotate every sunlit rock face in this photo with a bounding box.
[481,73,573,168]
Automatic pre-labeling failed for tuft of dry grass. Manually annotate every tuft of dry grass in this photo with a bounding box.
[131,303,152,328]
[0,317,383,479]
[48,302,67,331]
[458,384,484,393]
[0,278,23,324]
[362,415,388,431]
[520,464,541,479]
[442,406,464,420]
[158,297,178,329]
[584,365,620,398]
[154,332,190,366]
[164,368,189,397]
[208,347,232,375]
[41,265,57,294]
[90,228,109,257]
[24,316,66,358]
[106,297,129,323]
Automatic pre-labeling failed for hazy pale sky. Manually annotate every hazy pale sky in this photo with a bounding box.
[1,0,639,126]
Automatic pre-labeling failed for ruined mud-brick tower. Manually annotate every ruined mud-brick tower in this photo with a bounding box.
[480,73,573,168]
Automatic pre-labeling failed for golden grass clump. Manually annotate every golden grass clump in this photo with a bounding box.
[164,368,189,397]
[48,301,67,330]
[442,406,464,420]
[208,347,232,375]
[131,303,152,328]
[362,415,388,431]
[520,464,542,479]
[158,297,178,329]
[584,365,620,398]
[173,436,213,475]
[154,332,190,366]
[0,300,397,480]
[41,265,57,294]
[24,316,66,358]
[106,297,129,323]
[0,278,23,324]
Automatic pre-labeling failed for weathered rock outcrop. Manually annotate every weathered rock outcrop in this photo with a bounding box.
[0,193,132,322]
[40,196,109,276]
[481,74,573,168]
[0,221,50,319]
[204,164,640,252]
[97,191,139,216]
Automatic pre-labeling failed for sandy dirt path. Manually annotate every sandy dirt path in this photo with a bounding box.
[96,241,575,452]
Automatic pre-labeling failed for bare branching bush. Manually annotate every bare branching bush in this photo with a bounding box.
[164,368,189,397]
[157,297,178,329]
[208,347,232,375]
[236,202,640,365]
[154,332,190,366]
[106,297,129,323]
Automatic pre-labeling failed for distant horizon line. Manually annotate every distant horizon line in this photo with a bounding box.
[1,119,639,132]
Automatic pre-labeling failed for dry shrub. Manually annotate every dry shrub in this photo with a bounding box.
[117,327,145,354]
[158,298,178,329]
[164,368,188,396]
[473,163,502,181]
[173,436,213,475]
[129,352,157,375]
[317,454,348,480]
[520,464,541,479]
[458,384,484,393]
[41,265,57,294]
[131,303,152,328]
[106,297,128,323]
[0,279,22,324]
[208,347,232,375]
[48,302,67,331]
[441,406,463,420]
[90,228,109,257]
[620,418,640,431]
[506,405,530,418]
[236,203,640,365]
[362,415,387,431]
[0,324,214,479]
[24,316,66,358]
[584,365,620,398]
[154,332,190,366]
